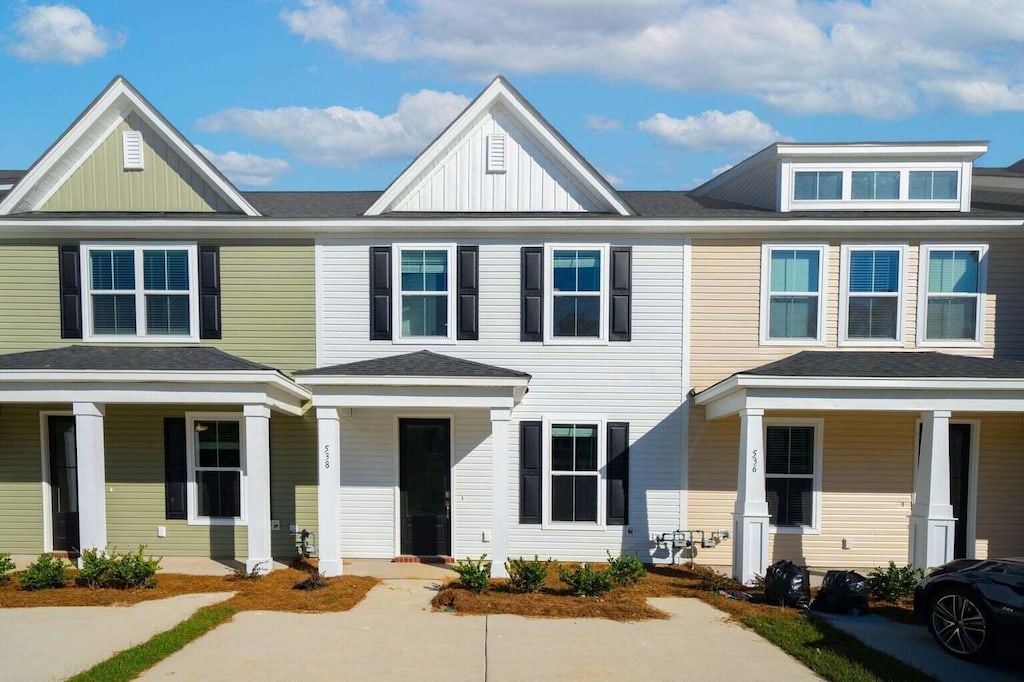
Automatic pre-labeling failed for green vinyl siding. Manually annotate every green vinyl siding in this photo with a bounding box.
[42,114,234,213]
[0,246,61,354]
[103,405,317,559]
[0,405,56,554]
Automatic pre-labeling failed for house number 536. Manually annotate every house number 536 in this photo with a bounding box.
[323,444,331,469]
[751,449,758,473]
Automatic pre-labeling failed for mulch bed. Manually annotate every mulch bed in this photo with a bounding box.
[0,560,379,613]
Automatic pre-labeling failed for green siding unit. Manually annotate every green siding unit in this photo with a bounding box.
[0,405,55,554]
[0,246,61,354]
[42,114,234,213]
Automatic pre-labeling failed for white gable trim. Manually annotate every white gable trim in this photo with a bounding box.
[0,76,260,217]
[366,76,632,216]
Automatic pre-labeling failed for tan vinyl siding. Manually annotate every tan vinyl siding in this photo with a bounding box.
[103,405,316,559]
[42,115,234,213]
[0,405,57,554]
[0,246,61,354]
[691,236,1023,392]
[969,413,1024,559]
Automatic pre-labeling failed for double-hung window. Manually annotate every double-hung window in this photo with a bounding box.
[765,421,822,534]
[82,244,197,341]
[547,245,607,341]
[841,246,904,343]
[919,245,986,345]
[188,414,245,524]
[549,423,601,523]
[761,245,826,343]
[395,245,455,341]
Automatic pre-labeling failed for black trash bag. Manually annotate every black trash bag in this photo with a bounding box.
[764,560,811,608]
[811,570,870,614]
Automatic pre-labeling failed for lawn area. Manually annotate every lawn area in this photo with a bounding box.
[434,563,933,682]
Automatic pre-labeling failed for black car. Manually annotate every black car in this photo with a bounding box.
[914,558,1024,661]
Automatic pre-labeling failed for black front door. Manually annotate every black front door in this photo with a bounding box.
[949,423,972,559]
[48,415,80,552]
[399,418,451,556]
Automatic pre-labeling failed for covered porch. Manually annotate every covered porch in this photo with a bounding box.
[693,351,1024,585]
[295,351,530,578]
[0,346,310,572]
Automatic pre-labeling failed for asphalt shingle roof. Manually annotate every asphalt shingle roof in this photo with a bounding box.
[0,345,275,372]
[295,350,530,379]
[738,350,1024,379]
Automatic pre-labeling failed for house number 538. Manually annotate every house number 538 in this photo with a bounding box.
[751,449,758,473]
[323,444,331,469]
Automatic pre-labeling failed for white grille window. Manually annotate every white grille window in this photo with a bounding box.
[122,130,144,170]
[486,134,506,173]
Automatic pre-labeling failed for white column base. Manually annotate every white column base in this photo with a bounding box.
[244,405,273,575]
[909,515,955,570]
[733,511,770,586]
[317,559,342,578]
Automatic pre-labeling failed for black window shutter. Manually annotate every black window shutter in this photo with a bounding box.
[520,247,543,342]
[609,247,632,342]
[199,245,222,339]
[370,246,392,340]
[519,421,543,524]
[58,244,82,339]
[457,245,479,340]
[606,422,629,525]
[164,417,187,520]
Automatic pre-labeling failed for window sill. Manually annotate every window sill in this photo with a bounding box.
[837,338,905,348]
[541,522,608,531]
[916,339,985,349]
[543,337,609,346]
[759,338,826,347]
[84,335,199,343]
[769,525,820,536]
[187,517,247,527]
[392,336,457,345]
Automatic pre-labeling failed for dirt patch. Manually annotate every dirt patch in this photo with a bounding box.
[0,561,379,613]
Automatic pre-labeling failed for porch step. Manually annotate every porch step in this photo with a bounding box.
[393,555,456,565]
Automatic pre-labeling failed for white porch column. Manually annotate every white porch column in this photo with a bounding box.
[316,407,343,577]
[910,410,955,570]
[733,408,769,585]
[489,409,511,578]
[74,402,107,561]
[244,404,273,574]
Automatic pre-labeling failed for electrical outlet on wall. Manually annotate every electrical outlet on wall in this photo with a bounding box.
[271,520,280,531]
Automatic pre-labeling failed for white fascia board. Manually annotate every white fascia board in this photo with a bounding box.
[308,384,519,409]
[0,216,1021,239]
[0,77,259,217]
[775,142,989,160]
[366,77,632,216]
[296,374,530,389]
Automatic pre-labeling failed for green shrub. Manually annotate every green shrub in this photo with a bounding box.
[606,551,646,587]
[559,563,613,597]
[75,546,161,589]
[453,555,491,593]
[0,553,15,584]
[505,555,551,593]
[867,561,924,604]
[20,553,68,590]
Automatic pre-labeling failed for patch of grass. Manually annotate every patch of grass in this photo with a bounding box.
[67,605,238,682]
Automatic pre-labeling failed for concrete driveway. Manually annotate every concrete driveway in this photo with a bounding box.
[1,592,233,682]
[141,581,817,681]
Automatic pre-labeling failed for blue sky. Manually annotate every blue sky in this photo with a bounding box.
[2,0,1023,191]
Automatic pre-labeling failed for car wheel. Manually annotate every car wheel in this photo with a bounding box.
[928,587,992,661]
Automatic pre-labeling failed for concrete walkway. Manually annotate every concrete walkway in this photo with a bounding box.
[1,592,234,682]
[817,612,1023,681]
[142,580,817,681]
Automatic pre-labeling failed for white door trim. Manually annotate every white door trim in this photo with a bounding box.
[39,410,74,554]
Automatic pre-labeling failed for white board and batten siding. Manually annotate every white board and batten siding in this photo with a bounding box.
[319,239,687,562]
[391,105,606,213]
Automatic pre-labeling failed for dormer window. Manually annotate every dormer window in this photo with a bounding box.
[793,171,841,200]
[851,171,899,200]
[909,171,958,200]
[789,167,963,209]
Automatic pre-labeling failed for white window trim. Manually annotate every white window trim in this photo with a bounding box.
[916,243,988,348]
[543,243,610,345]
[839,243,908,347]
[764,418,824,536]
[542,416,607,530]
[186,412,247,526]
[759,243,828,346]
[786,162,964,212]
[80,242,199,343]
[391,243,457,344]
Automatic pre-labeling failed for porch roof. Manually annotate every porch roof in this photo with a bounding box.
[695,351,1024,419]
[0,345,310,415]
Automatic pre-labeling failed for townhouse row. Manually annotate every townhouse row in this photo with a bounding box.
[0,76,1021,583]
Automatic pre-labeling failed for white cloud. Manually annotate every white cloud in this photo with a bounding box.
[195,146,292,187]
[195,89,470,167]
[277,0,1024,117]
[638,110,789,154]
[8,4,124,64]
[584,114,621,131]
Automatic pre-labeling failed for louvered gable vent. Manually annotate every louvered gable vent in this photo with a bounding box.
[122,130,144,170]
[486,133,506,173]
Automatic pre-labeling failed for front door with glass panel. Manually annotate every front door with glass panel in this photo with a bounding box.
[399,419,451,556]
[48,415,80,552]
